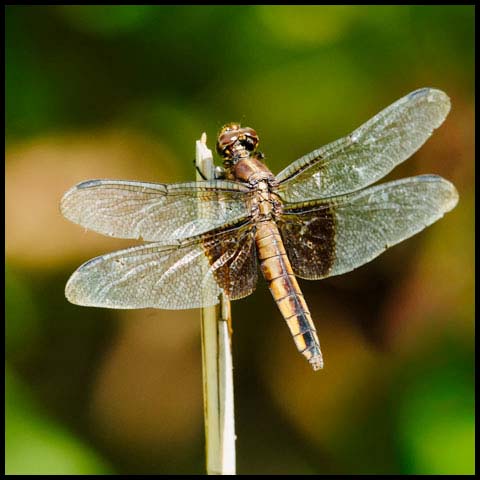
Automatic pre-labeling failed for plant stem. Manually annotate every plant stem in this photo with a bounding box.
[196,133,236,475]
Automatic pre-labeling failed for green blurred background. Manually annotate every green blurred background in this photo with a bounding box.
[5,5,474,475]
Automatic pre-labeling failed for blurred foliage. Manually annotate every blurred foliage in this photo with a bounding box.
[5,5,474,475]
[5,366,112,474]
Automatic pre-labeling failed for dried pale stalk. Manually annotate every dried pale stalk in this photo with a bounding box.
[196,133,236,475]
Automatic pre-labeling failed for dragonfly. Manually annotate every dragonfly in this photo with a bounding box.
[61,88,458,371]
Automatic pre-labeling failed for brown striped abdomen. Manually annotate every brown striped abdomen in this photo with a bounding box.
[255,220,323,370]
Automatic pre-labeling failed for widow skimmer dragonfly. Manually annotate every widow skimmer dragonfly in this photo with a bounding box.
[61,88,458,371]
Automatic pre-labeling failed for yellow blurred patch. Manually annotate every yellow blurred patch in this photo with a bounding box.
[6,130,178,270]
[89,308,202,452]
[257,6,360,46]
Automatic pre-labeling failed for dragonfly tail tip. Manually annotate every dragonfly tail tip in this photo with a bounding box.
[310,356,324,371]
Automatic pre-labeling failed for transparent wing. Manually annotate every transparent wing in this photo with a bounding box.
[276,88,451,202]
[61,179,252,243]
[65,221,258,309]
[278,175,458,279]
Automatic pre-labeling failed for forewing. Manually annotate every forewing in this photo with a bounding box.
[65,221,258,309]
[276,88,451,202]
[278,175,458,279]
[61,179,251,243]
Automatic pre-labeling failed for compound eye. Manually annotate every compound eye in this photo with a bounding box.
[219,123,241,135]
[242,129,259,151]
[244,127,258,138]
[216,131,238,155]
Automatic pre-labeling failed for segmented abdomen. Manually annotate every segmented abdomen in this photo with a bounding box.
[255,220,323,370]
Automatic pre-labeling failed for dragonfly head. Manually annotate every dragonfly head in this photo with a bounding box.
[216,123,259,163]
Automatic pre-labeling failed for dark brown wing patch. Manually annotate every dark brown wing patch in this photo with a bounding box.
[203,221,258,300]
[277,176,458,281]
[65,219,258,310]
[278,203,336,279]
